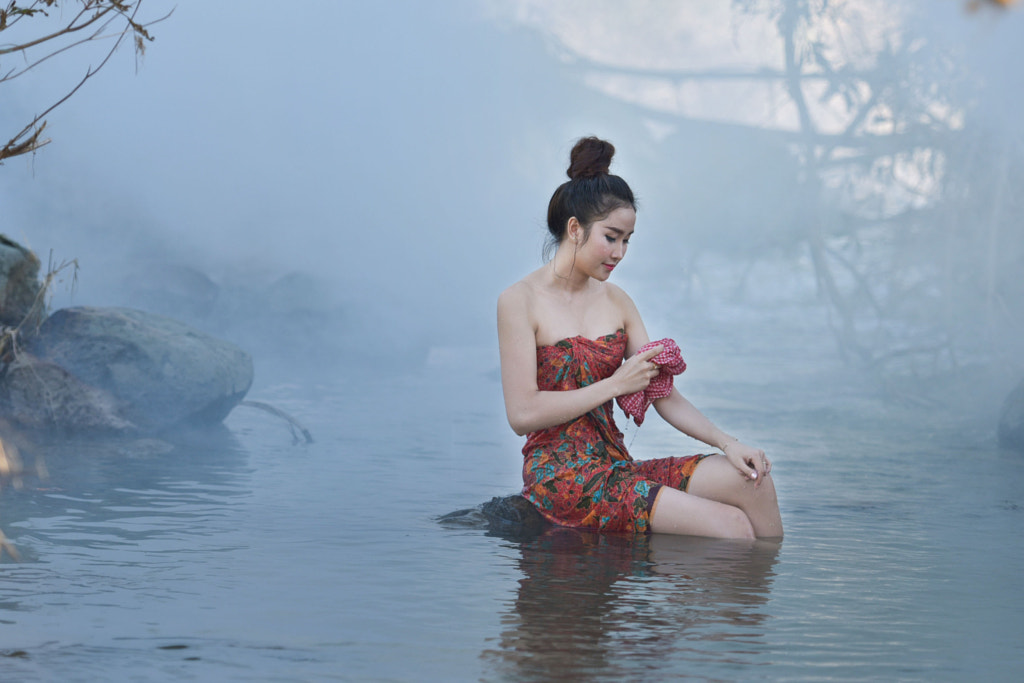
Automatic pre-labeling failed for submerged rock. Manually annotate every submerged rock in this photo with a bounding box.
[16,306,253,434]
[998,378,1024,452]
[440,494,551,540]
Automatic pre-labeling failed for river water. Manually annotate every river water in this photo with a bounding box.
[1,292,1021,682]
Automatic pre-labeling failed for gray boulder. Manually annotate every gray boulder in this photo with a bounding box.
[0,234,43,329]
[0,352,133,433]
[998,379,1024,452]
[22,307,253,433]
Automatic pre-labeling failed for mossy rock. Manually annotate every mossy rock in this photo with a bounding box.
[0,235,42,329]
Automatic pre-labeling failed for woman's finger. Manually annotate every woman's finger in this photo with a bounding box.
[734,455,757,480]
[638,345,663,362]
[752,451,770,486]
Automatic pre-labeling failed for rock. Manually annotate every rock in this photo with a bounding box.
[0,234,43,329]
[122,263,220,322]
[440,494,551,541]
[0,236,254,436]
[998,379,1024,452]
[23,306,253,433]
[0,352,134,433]
[481,494,550,533]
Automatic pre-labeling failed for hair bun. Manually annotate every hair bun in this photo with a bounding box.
[567,136,615,180]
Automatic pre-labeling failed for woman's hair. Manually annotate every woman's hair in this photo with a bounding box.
[545,136,636,257]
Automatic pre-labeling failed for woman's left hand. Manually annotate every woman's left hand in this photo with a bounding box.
[722,440,771,487]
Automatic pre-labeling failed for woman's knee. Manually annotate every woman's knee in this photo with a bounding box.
[690,456,777,509]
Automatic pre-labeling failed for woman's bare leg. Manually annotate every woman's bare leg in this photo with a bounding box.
[649,486,756,539]
[649,455,782,539]
[685,454,783,538]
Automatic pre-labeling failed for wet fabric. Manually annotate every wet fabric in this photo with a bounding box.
[521,329,710,533]
[616,338,687,425]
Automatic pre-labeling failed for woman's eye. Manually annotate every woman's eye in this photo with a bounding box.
[606,236,616,243]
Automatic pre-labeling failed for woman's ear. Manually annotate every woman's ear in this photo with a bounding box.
[567,216,581,243]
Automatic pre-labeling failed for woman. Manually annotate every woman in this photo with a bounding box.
[497,137,782,539]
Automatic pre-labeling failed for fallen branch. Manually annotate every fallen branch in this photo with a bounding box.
[240,400,314,444]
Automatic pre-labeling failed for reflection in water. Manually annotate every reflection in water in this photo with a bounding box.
[483,525,780,680]
[0,424,250,571]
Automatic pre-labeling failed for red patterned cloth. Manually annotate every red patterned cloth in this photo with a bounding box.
[616,338,686,426]
[521,330,709,533]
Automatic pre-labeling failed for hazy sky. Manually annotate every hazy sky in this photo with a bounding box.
[2,1,1021,359]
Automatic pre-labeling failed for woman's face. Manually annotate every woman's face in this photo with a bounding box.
[571,206,636,281]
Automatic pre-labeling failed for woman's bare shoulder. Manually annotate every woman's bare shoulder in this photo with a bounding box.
[498,275,544,352]
[604,281,640,312]
[498,272,546,333]
[498,268,546,307]
[498,278,531,312]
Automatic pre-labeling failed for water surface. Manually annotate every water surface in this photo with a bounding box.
[1,306,1022,681]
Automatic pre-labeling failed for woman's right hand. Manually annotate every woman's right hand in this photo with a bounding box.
[610,345,663,396]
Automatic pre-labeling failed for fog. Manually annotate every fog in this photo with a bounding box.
[2,0,1022,404]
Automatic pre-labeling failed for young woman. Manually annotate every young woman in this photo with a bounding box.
[497,137,782,539]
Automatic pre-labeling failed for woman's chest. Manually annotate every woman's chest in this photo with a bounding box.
[531,289,624,347]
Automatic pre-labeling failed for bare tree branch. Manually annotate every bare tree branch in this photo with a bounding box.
[0,1,169,163]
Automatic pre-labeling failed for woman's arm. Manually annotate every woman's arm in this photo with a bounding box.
[653,389,770,483]
[497,284,659,436]
[614,286,770,482]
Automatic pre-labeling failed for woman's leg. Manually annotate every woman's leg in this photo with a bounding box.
[649,455,782,539]
[649,486,756,539]
[685,454,783,538]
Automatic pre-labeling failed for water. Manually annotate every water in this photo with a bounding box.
[1,299,1021,682]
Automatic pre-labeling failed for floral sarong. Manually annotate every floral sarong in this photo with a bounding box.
[521,329,710,533]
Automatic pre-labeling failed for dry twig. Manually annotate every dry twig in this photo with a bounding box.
[240,400,315,445]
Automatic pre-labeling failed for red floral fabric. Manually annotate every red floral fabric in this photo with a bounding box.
[616,338,687,425]
[521,329,710,533]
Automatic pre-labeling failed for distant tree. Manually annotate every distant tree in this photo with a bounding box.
[0,0,163,163]
[728,0,1024,379]
[522,0,1021,378]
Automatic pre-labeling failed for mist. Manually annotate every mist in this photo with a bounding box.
[5,3,1024,675]
[2,0,1022,409]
